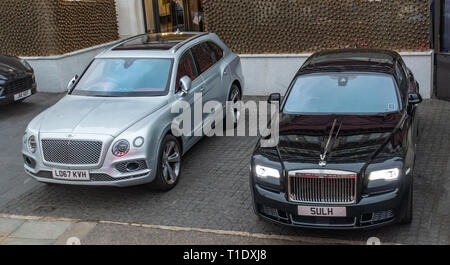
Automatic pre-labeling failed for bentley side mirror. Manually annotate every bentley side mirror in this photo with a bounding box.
[267,93,281,104]
[408,92,422,105]
[67,74,78,92]
[179,76,192,95]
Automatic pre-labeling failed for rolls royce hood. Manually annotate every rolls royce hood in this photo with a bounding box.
[277,113,405,165]
[38,95,167,136]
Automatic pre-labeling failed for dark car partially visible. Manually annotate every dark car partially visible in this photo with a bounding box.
[0,55,36,105]
[250,49,422,229]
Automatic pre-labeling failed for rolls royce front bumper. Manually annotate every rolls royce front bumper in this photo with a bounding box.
[250,175,406,229]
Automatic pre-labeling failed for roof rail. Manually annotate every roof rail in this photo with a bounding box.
[171,32,209,53]
[107,33,150,51]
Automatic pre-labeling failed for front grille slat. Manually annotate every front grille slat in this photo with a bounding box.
[289,170,357,204]
[4,76,32,95]
[41,139,102,165]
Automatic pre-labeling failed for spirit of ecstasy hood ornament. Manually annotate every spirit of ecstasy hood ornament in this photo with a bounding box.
[319,118,342,166]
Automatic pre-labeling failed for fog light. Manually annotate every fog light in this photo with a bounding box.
[133,137,144,148]
[126,162,140,172]
[23,155,36,168]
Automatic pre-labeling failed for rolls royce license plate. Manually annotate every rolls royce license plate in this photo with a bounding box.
[298,206,346,217]
[52,169,90,181]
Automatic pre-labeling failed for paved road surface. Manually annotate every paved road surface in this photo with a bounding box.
[0,93,449,245]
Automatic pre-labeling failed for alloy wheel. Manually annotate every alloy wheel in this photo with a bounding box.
[161,140,181,185]
[230,86,241,125]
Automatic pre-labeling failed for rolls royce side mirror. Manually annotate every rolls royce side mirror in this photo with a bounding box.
[179,76,192,96]
[267,93,281,104]
[408,92,422,105]
[67,74,78,92]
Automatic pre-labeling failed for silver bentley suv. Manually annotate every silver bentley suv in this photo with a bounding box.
[22,32,244,190]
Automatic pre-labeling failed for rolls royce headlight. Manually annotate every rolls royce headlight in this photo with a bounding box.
[27,135,37,153]
[112,139,130,157]
[368,168,400,181]
[255,165,280,180]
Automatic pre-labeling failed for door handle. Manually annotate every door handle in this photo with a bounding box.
[200,85,205,92]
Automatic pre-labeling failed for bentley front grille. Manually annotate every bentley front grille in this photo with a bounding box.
[41,139,103,165]
[288,170,357,204]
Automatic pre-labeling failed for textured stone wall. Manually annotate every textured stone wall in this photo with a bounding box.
[202,0,430,54]
[0,0,119,56]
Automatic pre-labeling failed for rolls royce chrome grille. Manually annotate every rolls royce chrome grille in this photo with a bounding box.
[41,139,103,165]
[288,170,357,204]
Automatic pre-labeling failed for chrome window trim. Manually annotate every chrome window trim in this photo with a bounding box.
[171,32,209,53]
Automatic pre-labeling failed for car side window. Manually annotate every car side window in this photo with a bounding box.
[176,51,198,93]
[207,41,224,61]
[395,62,408,101]
[399,60,416,93]
[191,42,217,74]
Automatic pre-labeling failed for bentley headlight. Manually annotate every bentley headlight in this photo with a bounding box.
[112,140,130,157]
[255,165,280,180]
[368,168,400,181]
[27,135,37,153]
[133,137,144,148]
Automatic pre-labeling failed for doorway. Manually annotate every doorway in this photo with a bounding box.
[434,0,450,100]
[142,0,204,33]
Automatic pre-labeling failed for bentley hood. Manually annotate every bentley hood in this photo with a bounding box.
[277,113,405,165]
[37,95,167,137]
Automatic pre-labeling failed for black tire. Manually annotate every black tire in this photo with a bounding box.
[224,84,241,129]
[150,135,182,191]
[399,179,413,224]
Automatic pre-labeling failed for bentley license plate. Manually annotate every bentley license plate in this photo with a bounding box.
[52,169,90,181]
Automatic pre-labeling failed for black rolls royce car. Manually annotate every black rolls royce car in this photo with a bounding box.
[0,55,36,105]
[250,49,422,229]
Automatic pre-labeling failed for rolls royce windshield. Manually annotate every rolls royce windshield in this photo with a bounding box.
[283,73,400,115]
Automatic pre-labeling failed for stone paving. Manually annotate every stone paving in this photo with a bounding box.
[0,93,449,245]
[0,217,73,245]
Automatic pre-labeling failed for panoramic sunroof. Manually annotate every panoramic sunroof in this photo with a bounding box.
[113,33,198,51]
